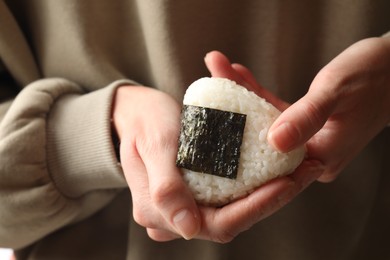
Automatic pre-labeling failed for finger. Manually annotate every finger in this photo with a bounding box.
[204,51,249,87]
[231,63,289,111]
[199,178,295,243]
[288,159,325,190]
[147,228,181,242]
[267,74,338,152]
[120,138,168,230]
[205,51,289,110]
[139,136,201,240]
[195,160,324,243]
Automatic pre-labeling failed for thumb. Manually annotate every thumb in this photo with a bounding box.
[267,86,337,152]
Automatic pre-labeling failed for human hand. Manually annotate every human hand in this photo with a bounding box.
[199,37,390,241]
[113,37,390,242]
[267,37,390,182]
[195,51,324,242]
[112,85,201,240]
[112,51,324,243]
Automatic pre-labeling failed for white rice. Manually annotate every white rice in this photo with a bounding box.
[181,77,305,206]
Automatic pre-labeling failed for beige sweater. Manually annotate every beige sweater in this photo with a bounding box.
[0,1,389,259]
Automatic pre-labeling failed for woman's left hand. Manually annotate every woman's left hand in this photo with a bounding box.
[192,38,390,241]
[266,37,390,182]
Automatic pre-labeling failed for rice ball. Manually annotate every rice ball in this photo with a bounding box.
[176,77,305,206]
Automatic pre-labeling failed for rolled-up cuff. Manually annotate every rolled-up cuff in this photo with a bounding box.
[47,80,134,198]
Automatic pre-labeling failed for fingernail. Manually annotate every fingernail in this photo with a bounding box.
[173,209,199,240]
[301,161,325,187]
[268,122,301,152]
[204,52,212,62]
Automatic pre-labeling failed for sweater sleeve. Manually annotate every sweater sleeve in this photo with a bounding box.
[0,1,136,249]
[0,78,132,249]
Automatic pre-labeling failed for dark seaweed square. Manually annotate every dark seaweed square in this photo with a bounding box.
[176,105,246,179]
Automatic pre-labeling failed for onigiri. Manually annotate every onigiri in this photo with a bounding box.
[176,77,305,206]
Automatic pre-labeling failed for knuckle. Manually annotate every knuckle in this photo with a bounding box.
[315,65,344,91]
[147,229,164,242]
[150,180,183,206]
[147,229,179,242]
[300,99,329,131]
[213,230,236,244]
[132,206,153,228]
[318,175,337,183]
[317,169,340,183]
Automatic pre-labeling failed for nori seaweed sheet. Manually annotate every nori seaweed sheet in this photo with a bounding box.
[176,105,246,179]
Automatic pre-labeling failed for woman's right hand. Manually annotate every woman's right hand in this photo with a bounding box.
[112,85,202,241]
